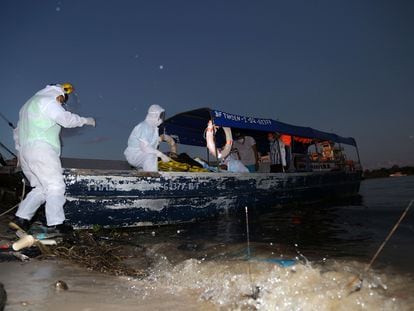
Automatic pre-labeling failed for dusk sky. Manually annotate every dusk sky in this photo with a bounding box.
[1,1,413,169]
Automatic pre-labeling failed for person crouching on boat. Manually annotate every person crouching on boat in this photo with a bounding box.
[11,83,96,233]
[124,104,171,172]
[267,132,286,173]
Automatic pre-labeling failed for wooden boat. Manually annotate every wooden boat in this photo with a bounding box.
[61,108,362,229]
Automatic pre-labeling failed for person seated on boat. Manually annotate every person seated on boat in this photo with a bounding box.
[11,83,96,233]
[321,141,335,161]
[124,104,171,172]
[232,132,259,172]
[267,132,286,173]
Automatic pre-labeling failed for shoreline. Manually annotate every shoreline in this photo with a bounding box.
[1,259,214,311]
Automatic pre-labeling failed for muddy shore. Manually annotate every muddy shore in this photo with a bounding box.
[0,196,215,311]
[1,260,214,311]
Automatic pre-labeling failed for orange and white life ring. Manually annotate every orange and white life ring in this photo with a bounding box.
[205,120,233,159]
[159,134,177,154]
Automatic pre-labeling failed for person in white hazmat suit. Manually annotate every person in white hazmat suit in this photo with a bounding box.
[124,105,171,171]
[11,84,95,233]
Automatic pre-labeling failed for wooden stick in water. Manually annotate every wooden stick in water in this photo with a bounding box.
[245,206,260,299]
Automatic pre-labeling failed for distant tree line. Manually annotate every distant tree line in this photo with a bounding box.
[363,165,414,179]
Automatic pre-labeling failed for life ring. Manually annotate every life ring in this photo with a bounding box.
[159,134,177,154]
[205,120,232,159]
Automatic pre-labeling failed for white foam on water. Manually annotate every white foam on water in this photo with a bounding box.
[135,256,413,310]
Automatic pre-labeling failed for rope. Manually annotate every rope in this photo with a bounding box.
[0,203,19,218]
[347,199,413,292]
[362,199,412,274]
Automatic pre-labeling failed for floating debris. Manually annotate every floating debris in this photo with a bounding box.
[54,280,68,291]
[52,231,148,278]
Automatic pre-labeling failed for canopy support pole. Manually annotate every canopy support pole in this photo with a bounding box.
[355,143,362,167]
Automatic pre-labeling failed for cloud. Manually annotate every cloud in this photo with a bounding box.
[82,136,111,145]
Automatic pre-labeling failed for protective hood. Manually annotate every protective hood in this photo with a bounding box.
[35,85,65,99]
[145,104,165,127]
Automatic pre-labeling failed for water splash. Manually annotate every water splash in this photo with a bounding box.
[134,253,412,310]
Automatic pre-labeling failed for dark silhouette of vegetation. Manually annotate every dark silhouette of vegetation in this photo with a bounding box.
[363,165,414,179]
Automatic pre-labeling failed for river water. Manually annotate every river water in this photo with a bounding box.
[127,175,414,310]
[2,176,413,310]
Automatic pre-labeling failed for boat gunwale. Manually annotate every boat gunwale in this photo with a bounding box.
[64,167,362,178]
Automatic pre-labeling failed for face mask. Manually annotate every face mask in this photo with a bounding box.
[159,111,165,123]
[62,92,81,113]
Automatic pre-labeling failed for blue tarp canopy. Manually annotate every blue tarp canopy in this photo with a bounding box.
[160,108,357,147]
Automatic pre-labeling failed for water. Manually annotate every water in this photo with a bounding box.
[128,175,414,310]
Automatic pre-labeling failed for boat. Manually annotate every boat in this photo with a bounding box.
[389,172,407,177]
[60,108,362,229]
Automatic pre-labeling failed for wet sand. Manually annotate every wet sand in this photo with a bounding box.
[0,210,213,311]
[0,259,215,311]
[0,196,210,311]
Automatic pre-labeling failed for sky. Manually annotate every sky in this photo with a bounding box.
[0,0,413,169]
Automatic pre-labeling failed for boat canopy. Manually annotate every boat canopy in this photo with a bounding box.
[160,108,357,147]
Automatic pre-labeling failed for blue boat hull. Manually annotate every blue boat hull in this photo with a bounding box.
[63,169,362,229]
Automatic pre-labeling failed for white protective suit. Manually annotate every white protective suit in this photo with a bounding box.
[124,105,170,172]
[14,85,95,226]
